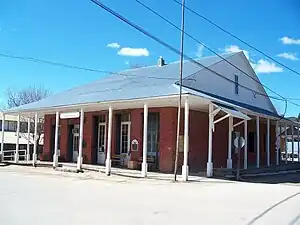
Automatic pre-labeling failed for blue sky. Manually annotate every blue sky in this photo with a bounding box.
[0,0,299,116]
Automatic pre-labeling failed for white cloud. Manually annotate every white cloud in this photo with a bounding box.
[277,52,299,61]
[224,45,249,59]
[251,59,283,74]
[280,36,300,45]
[117,47,149,57]
[196,44,204,58]
[106,42,121,49]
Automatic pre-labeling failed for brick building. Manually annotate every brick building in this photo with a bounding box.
[2,52,296,180]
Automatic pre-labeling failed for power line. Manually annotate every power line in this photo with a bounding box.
[89,0,297,113]
[135,0,289,104]
[0,52,190,81]
[170,0,300,79]
[0,49,281,102]
[135,0,300,111]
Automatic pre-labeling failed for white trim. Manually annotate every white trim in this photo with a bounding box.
[15,114,20,163]
[142,103,148,177]
[207,103,213,177]
[182,98,189,181]
[77,108,84,170]
[53,112,59,168]
[3,94,190,115]
[256,116,260,168]
[233,120,245,128]
[105,106,113,176]
[214,114,230,125]
[227,116,233,169]
[60,112,80,119]
[244,120,248,169]
[267,118,270,166]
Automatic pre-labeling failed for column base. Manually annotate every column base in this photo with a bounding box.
[105,159,111,176]
[32,154,37,167]
[14,153,19,163]
[141,162,148,178]
[53,154,59,168]
[227,159,232,169]
[206,162,213,177]
[76,156,83,170]
[181,165,189,181]
[26,153,30,161]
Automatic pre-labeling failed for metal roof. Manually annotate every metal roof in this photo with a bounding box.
[4,51,279,119]
[5,52,234,112]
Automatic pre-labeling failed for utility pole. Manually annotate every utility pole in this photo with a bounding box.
[174,0,186,182]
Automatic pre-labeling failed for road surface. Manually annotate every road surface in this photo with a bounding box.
[0,166,300,225]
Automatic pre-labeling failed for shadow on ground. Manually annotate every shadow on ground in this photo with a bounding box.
[241,172,300,184]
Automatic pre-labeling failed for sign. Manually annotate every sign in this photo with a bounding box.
[131,139,139,151]
[60,112,80,119]
[234,137,245,148]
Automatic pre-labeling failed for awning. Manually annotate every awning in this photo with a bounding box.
[213,102,251,120]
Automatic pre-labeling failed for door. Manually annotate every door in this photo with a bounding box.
[120,121,131,165]
[97,122,106,164]
[72,125,80,162]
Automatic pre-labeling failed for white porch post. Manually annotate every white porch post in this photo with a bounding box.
[77,109,84,170]
[207,103,213,177]
[256,116,260,168]
[182,98,189,181]
[32,112,38,166]
[15,114,20,163]
[26,117,30,161]
[105,106,113,176]
[244,120,248,169]
[53,112,59,168]
[141,103,148,177]
[1,113,5,161]
[275,121,280,165]
[284,123,288,164]
[292,124,294,163]
[298,126,300,163]
[227,116,233,169]
[267,118,270,166]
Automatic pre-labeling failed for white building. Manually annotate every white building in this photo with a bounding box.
[0,114,43,161]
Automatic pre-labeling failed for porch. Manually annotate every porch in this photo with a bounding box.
[1,93,299,181]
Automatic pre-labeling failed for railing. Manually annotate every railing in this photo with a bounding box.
[2,149,27,161]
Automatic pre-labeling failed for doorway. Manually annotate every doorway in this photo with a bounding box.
[71,124,80,162]
[115,113,131,166]
[97,116,107,165]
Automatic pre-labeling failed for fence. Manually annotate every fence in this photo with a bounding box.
[2,149,27,161]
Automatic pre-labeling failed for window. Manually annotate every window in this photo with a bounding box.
[99,115,106,123]
[146,113,160,156]
[234,75,239,95]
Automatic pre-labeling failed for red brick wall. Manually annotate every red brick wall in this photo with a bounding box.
[43,108,277,173]
[129,107,177,173]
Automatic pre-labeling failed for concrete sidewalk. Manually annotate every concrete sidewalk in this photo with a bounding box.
[1,165,300,225]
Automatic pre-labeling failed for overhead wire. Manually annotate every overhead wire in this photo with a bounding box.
[89,0,298,113]
[134,0,300,113]
[170,0,300,79]
[0,52,192,81]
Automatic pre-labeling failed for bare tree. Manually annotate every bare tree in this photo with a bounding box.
[6,86,51,108]
[5,86,51,153]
